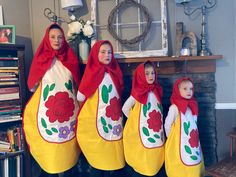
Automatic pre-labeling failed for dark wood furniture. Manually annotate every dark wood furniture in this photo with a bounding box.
[0,44,29,177]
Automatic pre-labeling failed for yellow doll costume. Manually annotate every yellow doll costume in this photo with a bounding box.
[76,40,125,170]
[122,61,165,176]
[23,23,80,174]
[164,77,205,177]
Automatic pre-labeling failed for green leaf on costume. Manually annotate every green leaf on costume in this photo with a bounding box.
[41,118,47,128]
[184,145,192,154]
[65,80,72,92]
[46,129,52,135]
[184,121,190,135]
[43,85,49,101]
[142,127,150,136]
[103,126,109,133]
[49,83,55,91]
[154,134,160,139]
[147,102,151,110]
[143,105,148,117]
[108,124,112,130]
[190,155,198,160]
[101,85,109,104]
[51,127,58,133]
[108,84,112,92]
[148,137,156,143]
[101,117,107,126]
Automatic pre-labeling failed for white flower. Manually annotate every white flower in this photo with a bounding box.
[67,18,94,42]
[83,24,94,37]
[68,21,83,34]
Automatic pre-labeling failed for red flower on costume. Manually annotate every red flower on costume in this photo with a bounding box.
[45,92,75,123]
[189,129,199,148]
[147,110,162,132]
[106,97,122,121]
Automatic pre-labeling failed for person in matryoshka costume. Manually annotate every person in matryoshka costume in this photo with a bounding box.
[23,23,81,174]
[122,61,165,176]
[164,77,205,177]
[76,40,125,172]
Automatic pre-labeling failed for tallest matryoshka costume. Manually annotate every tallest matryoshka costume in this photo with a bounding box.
[76,40,125,170]
[165,77,205,177]
[23,23,81,174]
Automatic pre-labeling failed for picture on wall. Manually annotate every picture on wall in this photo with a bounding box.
[0,25,15,44]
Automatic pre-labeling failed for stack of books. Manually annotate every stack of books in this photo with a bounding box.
[0,57,21,123]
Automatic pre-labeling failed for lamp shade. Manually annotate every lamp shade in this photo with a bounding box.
[61,0,83,10]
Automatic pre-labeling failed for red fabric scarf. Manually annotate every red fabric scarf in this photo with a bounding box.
[27,23,80,90]
[79,40,123,98]
[131,62,163,105]
[170,77,198,115]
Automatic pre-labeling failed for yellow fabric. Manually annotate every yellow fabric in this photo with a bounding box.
[123,102,164,176]
[76,89,125,170]
[23,83,80,174]
[165,114,205,177]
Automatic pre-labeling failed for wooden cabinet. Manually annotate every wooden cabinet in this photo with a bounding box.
[0,44,27,177]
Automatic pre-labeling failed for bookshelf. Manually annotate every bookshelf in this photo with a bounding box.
[0,44,26,177]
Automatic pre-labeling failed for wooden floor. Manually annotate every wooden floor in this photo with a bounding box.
[206,157,236,177]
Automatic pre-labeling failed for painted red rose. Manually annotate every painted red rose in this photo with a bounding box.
[45,92,75,123]
[106,97,122,121]
[189,129,199,148]
[147,110,162,132]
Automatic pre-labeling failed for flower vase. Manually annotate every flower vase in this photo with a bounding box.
[79,39,89,61]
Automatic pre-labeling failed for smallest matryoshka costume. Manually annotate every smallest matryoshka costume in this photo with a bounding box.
[165,77,205,177]
[23,23,81,174]
[122,61,165,176]
[76,40,125,170]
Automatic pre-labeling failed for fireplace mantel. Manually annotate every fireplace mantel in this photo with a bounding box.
[80,55,223,75]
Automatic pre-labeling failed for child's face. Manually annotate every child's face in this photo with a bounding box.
[98,44,112,65]
[179,81,193,99]
[145,66,155,84]
[49,28,63,50]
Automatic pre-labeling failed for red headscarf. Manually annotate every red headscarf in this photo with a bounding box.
[170,77,198,115]
[27,23,80,90]
[79,40,123,98]
[131,61,163,105]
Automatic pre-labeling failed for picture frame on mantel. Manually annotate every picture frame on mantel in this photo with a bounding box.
[0,25,15,44]
[91,0,168,58]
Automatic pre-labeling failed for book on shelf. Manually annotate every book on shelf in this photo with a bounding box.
[0,99,21,107]
[0,69,18,74]
[0,72,17,77]
[0,67,18,70]
[0,57,18,60]
[0,87,19,101]
[0,81,18,86]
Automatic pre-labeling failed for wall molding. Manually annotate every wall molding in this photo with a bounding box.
[215,103,236,109]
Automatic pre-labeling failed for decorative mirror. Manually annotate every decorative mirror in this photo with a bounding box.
[91,0,168,58]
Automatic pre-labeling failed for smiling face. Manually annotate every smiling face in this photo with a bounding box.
[49,28,63,50]
[145,66,155,84]
[179,80,193,99]
[98,43,112,65]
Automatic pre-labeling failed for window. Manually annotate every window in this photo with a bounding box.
[91,0,168,58]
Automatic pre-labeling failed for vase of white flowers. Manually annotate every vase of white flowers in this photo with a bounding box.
[67,15,94,60]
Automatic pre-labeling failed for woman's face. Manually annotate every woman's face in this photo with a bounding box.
[98,43,112,65]
[49,28,63,50]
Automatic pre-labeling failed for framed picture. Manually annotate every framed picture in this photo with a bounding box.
[0,25,15,44]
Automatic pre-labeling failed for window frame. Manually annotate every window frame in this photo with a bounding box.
[91,0,168,58]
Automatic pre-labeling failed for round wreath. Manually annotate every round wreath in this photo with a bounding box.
[107,0,152,46]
